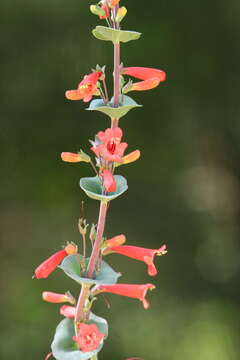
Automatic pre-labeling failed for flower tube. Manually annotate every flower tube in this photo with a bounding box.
[93,283,155,309]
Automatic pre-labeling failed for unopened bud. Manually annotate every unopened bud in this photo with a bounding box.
[61,151,91,163]
[60,305,76,319]
[64,242,78,255]
[61,152,82,163]
[116,7,127,23]
[42,291,76,304]
[108,0,120,8]
[90,4,106,17]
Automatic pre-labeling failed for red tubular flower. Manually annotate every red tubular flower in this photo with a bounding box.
[100,169,117,193]
[122,67,166,93]
[91,127,128,163]
[65,71,102,103]
[123,67,166,82]
[60,305,76,319]
[105,244,167,276]
[95,283,155,309]
[34,243,78,279]
[42,291,73,304]
[72,323,105,352]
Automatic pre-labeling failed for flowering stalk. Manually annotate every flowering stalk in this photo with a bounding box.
[87,201,108,278]
[112,4,120,128]
[35,1,167,360]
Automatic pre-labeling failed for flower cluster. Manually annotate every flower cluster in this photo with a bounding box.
[34,1,167,360]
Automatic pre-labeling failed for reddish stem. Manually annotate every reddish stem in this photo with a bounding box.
[87,201,108,278]
[112,5,120,129]
[74,283,90,334]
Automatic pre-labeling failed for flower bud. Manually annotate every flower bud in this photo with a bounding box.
[60,305,76,318]
[99,4,110,19]
[108,0,120,7]
[116,6,127,22]
[90,4,106,17]
[42,291,76,304]
[64,243,78,255]
[100,169,117,193]
[61,152,82,163]
[61,151,91,163]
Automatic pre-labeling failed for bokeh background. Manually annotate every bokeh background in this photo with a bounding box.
[1,0,240,359]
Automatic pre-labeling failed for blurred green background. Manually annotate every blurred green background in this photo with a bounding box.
[1,0,240,359]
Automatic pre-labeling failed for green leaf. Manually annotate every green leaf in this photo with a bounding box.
[80,175,128,202]
[86,95,142,119]
[92,26,141,44]
[59,254,121,285]
[51,313,108,360]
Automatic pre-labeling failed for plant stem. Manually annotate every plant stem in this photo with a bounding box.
[87,201,108,278]
[82,233,86,259]
[74,283,90,334]
[112,5,120,129]
[102,78,109,103]
[90,355,98,360]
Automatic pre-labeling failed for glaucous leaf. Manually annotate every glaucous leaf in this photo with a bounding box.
[51,313,108,360]
[59,254,121,285]
[80,175,128,202]
[92,26,141,43]
[86,95,142,119]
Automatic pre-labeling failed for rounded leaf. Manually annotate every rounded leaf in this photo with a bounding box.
[51,314,108,360]
[92,26,141,43]
[80,175,128,202]
[86,95,142,119]
[59,254,121,285]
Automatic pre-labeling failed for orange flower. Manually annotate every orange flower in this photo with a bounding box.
[65,71,102,102]
[91,127,128,163]
[115,150,140,167]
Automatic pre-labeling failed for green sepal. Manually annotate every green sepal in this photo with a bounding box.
[51,313,108,360]
[59,254,121,285]
[92,26,141,44]
[80,175,128,202]
[86,95,142,119]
